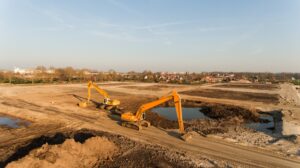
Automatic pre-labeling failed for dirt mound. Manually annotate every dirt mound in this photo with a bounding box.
[170,100,262,122]
[145,111,245,136]
[200,104,260,122]
[145,111,179,129]
[102,145,202,168]
[185,117,244,135]
[3,129,219,168]
[7,137,118,168]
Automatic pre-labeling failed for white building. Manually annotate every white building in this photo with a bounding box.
[14,67,26,74]
[13,67,34,75]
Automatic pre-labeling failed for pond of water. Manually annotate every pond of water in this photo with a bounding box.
[244,114,274,133]
[0,116,30,128]
[152,107,208,121]
[152,107,275,133]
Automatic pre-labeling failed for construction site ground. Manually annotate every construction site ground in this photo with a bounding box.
[0,82,300,167]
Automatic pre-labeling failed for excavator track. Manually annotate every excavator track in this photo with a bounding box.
[121,122,142,131]
[105,105,114,111]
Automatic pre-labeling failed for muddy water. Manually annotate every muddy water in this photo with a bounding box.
[0,116,30,128]
[245,114,274,133]
[152,107,208,121]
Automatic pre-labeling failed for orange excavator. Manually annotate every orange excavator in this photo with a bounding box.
[121,90,185,135]
[78,81,120,110]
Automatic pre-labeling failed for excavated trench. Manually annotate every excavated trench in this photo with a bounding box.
[145,99,282,136]
[1,129,204,168]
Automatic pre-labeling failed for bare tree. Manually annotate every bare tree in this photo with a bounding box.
[64,67,76,82]
[35,66,47,83]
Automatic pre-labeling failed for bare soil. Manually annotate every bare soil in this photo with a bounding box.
[122,85,183,91]
[180,89,279,104]
[215,83,279,90]
[169,100,262,122]
[0,83,299,167]
[199,104,261,122]
[73,89,156,112]
[145,108,300,157]
[145,111,179,129]
[3,129,215,168]
[98,82,132,86]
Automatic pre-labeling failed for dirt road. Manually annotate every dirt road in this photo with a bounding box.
[0,83,299,167]
[279,83,300,107]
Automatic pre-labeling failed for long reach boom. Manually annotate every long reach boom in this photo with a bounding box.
[121,90,184,134]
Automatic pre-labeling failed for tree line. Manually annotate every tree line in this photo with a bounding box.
[0,66,299,85]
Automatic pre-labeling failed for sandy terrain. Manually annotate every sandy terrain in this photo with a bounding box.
[180,89,279,104]
[214,83,279,90]
[0,82,299,167]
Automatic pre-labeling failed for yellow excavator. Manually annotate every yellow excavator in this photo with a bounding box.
[121,90,185,135]
[78,81,120,110]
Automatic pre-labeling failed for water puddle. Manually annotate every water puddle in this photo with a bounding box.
[0,116,30,128]
[244,114,274,133]
[152,107,208,121]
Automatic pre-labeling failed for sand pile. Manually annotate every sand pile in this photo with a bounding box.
[7,137,118,168]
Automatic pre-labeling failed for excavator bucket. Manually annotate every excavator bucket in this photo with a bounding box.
[78,101,88,108]
[107,99,121,106]
[181,131,197,142]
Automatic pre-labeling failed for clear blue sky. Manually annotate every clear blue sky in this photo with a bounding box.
[0,0,299,72]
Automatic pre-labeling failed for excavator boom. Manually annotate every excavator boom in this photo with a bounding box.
[87,81,109,102]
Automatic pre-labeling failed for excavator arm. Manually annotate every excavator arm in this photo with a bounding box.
[134,95,174,119]
[121,90,184,134]
[87,81,110,102]
[78,81,120,108]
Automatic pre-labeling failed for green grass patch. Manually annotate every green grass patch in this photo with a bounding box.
[292,80,300,85]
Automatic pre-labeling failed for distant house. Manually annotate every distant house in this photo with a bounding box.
[14,67,26,74]
[83,71,98,75]
[202,76,223,83]
[46,69,55,74]
[14,67,34,75]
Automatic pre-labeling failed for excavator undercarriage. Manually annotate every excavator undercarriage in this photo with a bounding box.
[121,120,151,131]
